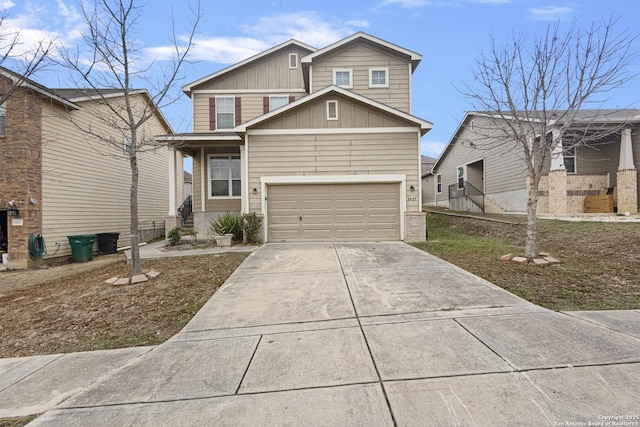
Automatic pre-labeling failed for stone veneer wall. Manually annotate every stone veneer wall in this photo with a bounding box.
[537,173,609,214]
[0,88,43,269]
[404,211,426,242]
[616,169,638,214]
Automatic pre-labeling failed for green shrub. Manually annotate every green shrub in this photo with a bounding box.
[167,227,181,246]
[210,212,242,241]
[241,212,262,243]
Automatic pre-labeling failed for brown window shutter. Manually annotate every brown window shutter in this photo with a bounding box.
[289,96,295,103]
[263,97,269,114]
[209,98,216,130]
[235,97,241,126]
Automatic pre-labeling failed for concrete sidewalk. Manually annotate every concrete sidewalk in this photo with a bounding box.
[2,242,640,425]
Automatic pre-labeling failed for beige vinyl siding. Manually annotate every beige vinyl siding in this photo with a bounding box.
[434,116,527,205]
[309,42,411,113]
[259,93,413,130]
[247,131,420,213]
[194,47,309,92]
[422,174,436,206]
[41,94,172,258]
[192,145,242,213]
[192,91,305,133]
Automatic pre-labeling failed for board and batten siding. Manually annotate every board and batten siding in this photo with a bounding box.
[434,116,528,206]
[258,93,414,131]
[309,42,411,113]
[193,47,310,92]
[41,94,174,258]
[192,91,305,133]
[247,131,421,213]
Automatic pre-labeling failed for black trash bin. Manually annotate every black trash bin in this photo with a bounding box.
[96,232,120,254]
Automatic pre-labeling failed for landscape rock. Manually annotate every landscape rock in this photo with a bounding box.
[500,254,513,262]
[512,256,528,265]
[104,276,120,285]
[532,258,550,266]
[543,255,560,264]
[131,274,149,284]
[146,270,161,279]
[113,277,130,286]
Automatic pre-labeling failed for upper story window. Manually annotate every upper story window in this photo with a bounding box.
[289,53,298,69]
[436,174,442,194]
[216,97,235,129]
[269,96,289,112]
[470,119,476,132]
[0,101,5,135]
[333,69,353,88]
[369,67,389,88]
[327,100,338,120]
[123,135,131,153]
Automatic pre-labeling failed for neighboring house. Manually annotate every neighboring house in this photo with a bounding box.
[160,32,432,242]
[0,68,181,270]
[183,171,193,198]
[420,155,436,206]
[424,110,639,215]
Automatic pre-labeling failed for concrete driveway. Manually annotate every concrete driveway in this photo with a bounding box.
[16,243,640,425]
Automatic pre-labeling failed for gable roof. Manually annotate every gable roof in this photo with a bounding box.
[0,67,80,110]
[301,32,422,72]
[235,84,432,134]
[181,39,316,96]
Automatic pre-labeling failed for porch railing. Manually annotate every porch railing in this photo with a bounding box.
[177,195,192,226]
[448,182,485,213]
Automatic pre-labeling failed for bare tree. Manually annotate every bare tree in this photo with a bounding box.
[463,16,637,258]
[0,12,55,103]
[61,0,200,277]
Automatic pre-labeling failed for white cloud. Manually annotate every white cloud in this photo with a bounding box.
[528,5,574,21]
[421,139,447,158]
[379,0,430,7]
[151,11,368,65]
[0,1,15,11]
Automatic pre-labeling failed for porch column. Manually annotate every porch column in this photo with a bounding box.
[617,128,638,214]
[168,146,177,216]
[548,129,567,213]
[165,145,180,237]
[550,129,565,171]
[240,144,247,214]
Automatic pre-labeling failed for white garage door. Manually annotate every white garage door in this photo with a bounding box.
[267,183,401,242]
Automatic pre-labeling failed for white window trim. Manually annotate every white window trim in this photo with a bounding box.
[269,95,289,112]
[215,96,235,130]
[565,146,577,174]
[436,173,442,194]
[326,100,338,120]
[369,67,389,88]
[333,68,353,89]
[208,154,241,200]
[289,53,298,69]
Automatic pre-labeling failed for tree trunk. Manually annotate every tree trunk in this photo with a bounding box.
[129,151,142,276]
[524,179,539,258]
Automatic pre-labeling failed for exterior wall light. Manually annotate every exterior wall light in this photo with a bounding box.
[410,185,415,192]
[252,188,258,195]
[7,200,19,216]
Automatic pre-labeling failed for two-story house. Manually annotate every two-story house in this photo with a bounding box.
[0,67,181,269]
[161,32,432,242]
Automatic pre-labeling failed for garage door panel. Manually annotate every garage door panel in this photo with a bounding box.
[267,183,400,242]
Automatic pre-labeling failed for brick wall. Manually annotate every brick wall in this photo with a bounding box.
[404,211,426,242]
[0,87,43,269]
[538,173,609,214]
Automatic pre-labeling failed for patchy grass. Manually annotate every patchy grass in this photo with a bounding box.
[0,415,39,427]
[414,211,640,311]
[0,253,249,358]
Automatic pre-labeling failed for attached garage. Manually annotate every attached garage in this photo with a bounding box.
[266,182,401,242]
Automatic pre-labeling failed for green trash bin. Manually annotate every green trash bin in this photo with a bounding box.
[67,235,96,263]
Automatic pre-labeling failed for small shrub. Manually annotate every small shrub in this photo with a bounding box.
[167,227,181,246]
[242,212,262,243]
[210,212,242,241]
[182,228,198,240]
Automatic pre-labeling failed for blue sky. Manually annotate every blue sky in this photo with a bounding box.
[4,0,640,169]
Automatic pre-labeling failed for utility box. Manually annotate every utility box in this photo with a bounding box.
[67,235,96,262]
